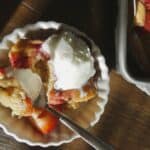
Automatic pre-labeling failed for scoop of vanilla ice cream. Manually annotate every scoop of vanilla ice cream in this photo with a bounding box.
[13,69,42,101]
[42,31,95,90]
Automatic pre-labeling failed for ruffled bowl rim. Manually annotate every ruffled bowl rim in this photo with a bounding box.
[0,21,109,147]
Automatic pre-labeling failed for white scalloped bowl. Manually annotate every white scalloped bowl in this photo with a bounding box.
[0,21,109,147]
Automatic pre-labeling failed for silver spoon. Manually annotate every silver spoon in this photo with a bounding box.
[35,86,113,150]
[46,104,113,150]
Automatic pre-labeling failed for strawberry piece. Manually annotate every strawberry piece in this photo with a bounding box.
[140,0,150,31]
[48,99,65,105]
[9,39,50,69]
[48,90,65,105]
[48,90,75,105]
[144,10,150,31]
[0,68,5,74]
[9,52,30,68]
[142,0,150,9]
[136,0,150,31]
[24,97,33,116]
[0,68,6,79]
[31,108,58,134]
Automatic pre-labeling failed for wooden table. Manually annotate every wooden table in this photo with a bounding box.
[0,0,150,149]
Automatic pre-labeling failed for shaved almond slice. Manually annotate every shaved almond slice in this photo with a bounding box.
[135,1,146,26]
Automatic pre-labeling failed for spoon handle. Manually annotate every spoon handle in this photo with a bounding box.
[47,105,113,150]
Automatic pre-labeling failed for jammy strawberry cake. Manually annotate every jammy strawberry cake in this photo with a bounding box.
[0,28,99,135]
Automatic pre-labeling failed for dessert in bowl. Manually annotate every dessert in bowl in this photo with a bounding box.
[0,21,109,147]
[135,0,150,32]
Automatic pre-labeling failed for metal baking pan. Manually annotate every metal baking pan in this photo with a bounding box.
[116,0,150,95]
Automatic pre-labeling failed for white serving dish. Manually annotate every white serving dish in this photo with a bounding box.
[0,21,109,147]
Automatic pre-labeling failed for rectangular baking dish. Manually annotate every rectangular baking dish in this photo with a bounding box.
[116,0,150,95]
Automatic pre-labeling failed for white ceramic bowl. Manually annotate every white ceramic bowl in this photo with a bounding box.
[0,21,109,147]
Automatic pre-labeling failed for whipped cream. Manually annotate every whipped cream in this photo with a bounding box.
[42,31,95,90]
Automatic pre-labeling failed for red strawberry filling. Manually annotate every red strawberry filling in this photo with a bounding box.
[9,52,31,68]
[141,0,150,31]
[9,39,50,69]
[144,11,150,31]
[0,67,5,79]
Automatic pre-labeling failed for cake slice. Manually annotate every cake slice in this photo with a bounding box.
[135,0,150,31]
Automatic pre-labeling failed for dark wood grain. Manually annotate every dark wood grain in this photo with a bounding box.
[0,0,52,39]
[0,129,29,150]
[0,0,150,150]
[58,71,150,150]
[0,0,117,68]
[0,0,21,32]
[127,0,150,79]
[0,71,149,150]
